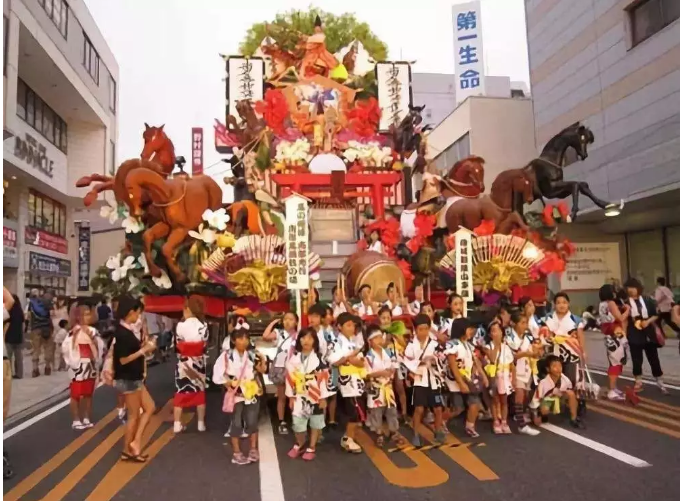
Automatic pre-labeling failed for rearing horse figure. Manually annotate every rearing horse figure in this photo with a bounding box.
[524,122,615,221]
[141,123,176,174]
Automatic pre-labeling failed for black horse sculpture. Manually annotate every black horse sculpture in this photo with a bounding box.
[524,122,619,221]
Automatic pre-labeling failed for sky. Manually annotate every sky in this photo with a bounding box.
[84,0,530,175]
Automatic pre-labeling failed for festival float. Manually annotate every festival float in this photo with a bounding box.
[77,12,623,321]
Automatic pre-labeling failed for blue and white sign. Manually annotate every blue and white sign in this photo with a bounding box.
[452,1,485,105]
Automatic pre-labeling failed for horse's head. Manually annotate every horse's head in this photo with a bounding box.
[141,123,168,160]
[447,155,486,192]
[512,170,535,204]
[124,172,145,217]
[565,122,595,161]
[236,100,256,121]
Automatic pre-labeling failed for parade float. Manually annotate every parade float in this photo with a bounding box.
[77,11,623,319]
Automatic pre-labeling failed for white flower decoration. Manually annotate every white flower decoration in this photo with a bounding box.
[122,215,145,234]
[202,208,230,231]
[275,138,312,165]
[100,199,120,224]
[152,269,172,289]
[135,253,149,274]
[128,275,140,291]
[188,224,216,244]
[106,253,136,282]
[343,141,392,167]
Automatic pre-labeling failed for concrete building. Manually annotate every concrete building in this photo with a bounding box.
[525,0,680,298]
[3,0,118,300]
[426,95,537,191]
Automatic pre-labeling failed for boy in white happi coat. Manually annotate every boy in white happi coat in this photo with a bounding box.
[530,355,584,429]
[403,314,446,447]
[328,312,366,453]
[285,327,331,461]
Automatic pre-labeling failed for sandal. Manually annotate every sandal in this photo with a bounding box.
[302,448,316,461]
[390,433,407,447]
[376,435,385,447]
[120,452,147,463]
[465,426,480,438]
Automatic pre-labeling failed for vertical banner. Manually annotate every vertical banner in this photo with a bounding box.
[455,229,474,314]
[77,223,91,292]
[452,1,485,105]
[226,57,265,122]
[284,193,311,291]
[191,127,204,175]
[376,62,413,131]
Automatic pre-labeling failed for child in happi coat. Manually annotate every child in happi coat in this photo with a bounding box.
[408,282,425,316]
[484,320,515,434]
[444,318,488,438]
[378,306,408,423]
[263,312,299,435]
[364,324,404,447]
[327,312,366,453]
[404,314,446,447]
[545,292,586,389]
[507,312,542,436]
[440,293,465,338]
[212,328,267,465]
[530,355,584,429]
[321,305,340,427]
[285,328,331,461]
[383,282,407,316]
[63,305,105,430]
[604,325,628,401]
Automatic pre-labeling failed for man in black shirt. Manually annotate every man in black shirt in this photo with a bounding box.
[5,295,24,379]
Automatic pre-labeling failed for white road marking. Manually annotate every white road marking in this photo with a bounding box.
[258,408,286,501]
[3,382,104,439]
[589,368,680,391]
[540,423,652,468]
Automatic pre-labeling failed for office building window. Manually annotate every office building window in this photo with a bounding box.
[109,75,116,112]
[28,190,67,237]
[83,34,100,84]
[16,79,68,153]
[39,0,68,39]
[629,0,679,47]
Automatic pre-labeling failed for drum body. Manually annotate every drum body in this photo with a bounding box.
[344,251,405,302]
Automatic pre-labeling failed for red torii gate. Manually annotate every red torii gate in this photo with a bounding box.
[270,171,402,218]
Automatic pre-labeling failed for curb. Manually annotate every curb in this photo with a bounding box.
[5,386,70,428]
[587,364,680,387]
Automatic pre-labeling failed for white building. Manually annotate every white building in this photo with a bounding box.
[3,0,118,300]
[525,0,679,298]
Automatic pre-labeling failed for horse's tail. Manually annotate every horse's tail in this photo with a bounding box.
[113,158,165,203]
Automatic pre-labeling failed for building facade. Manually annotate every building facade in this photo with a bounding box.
[525,0,679,297]
[3,0,118,300]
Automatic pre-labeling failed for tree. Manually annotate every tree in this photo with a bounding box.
[239,7,388,62]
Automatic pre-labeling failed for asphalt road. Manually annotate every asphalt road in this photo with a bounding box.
[3,363,679,501]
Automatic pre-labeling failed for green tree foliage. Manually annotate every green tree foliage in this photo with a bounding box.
[239,7,388,62]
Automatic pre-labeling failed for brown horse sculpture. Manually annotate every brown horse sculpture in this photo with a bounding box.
[141,123,176,174]
[441,155,486,198]
[125,168,223,282]
[443,169,534,234]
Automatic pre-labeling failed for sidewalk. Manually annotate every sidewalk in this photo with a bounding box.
[584,330,680,386]
[7,349,71,419]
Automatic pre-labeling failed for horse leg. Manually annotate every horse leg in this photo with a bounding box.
[577,181,611,211]
[75,174,113,187]
[142,222,170,277]
[83,181,115,207]
[162,228,189,283]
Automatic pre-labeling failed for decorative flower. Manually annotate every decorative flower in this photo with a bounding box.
[397,259,414,291]
[275,138,313,165]
[99,199,122,224]
[152,269,172,289]
[343,141,392,167]
[216,233,237,249]
[234,317,250,331]
[202,208,230,231]
[347,98,381,137]
[473,220,496,236]
[255,89,289,136]
[106,253,136,282]
[135,253,149,274]
[188,224,216,244]
[122,215,144,234]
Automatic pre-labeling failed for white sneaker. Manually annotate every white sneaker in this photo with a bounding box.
[223,430,231,438]
[197,421,206,432]
[173,421,185,434]
[607,390,626,401]
[341,436,362,453]
[657,379,669,395]
[82,419,94,429]
[518,425,540,436]
[424,411,435,424]
[72,421,84,430]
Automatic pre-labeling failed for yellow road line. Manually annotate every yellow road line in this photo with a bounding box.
[413,422,499,481]
[355,428,450,488]
[592,400,680,428]
[40,400,174,501]
[589,405,680,439]
[637,402,680,418]
[86,410,194,501]
[4,409,118,501]
[636,396,681,413]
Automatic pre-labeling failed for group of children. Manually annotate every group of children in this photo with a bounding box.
[225,284,594,467]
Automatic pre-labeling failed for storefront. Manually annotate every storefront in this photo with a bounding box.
[24,251,71,296]
[3,218,19,293]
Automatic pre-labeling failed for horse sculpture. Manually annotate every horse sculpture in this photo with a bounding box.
[391,105,431,167]
[443,169,535,234]
[441,155,486,198]
[227,100,266,148]
[524,122,617,221]
[77,125,176,206]
[125,168,223,282]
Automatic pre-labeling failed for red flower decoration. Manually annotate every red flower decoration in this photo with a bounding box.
[445,234,455,251]
[474,220,495,236]
[255,89,289,136]
[542,204,556,227]
[556,201,569,221]
[362,217,401,257]
[414,213,436,239]
[347,98,381,137]
[397,259,414,290]
[357,239,368,252]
